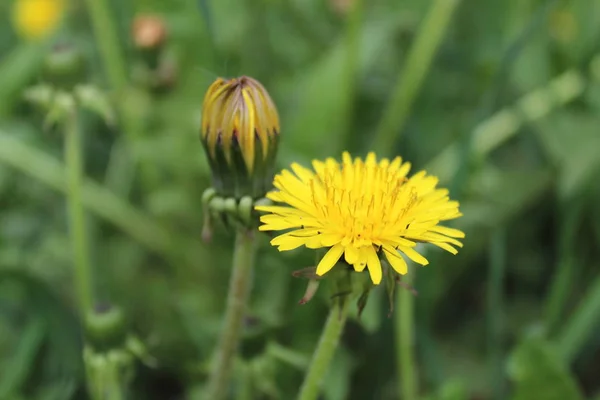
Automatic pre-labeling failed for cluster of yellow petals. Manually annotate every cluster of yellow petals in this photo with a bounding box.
[12,0,65,40]
[256,152,465,284]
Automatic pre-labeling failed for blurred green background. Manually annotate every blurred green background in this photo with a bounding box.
[1,0,600,399]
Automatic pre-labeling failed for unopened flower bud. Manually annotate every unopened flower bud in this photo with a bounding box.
[84,304,128,352]
[200,76,280,199]
[41,44,87,90]
[132,14,168,50]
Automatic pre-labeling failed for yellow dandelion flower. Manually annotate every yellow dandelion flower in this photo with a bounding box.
[256,152,465,285]
[12,0,65,41]
[201,76,280,198]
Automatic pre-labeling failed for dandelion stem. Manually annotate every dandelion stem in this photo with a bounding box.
[396,272,417,400]
[206,229,257,400]
[65,109,94,315]
[297,299,349,400]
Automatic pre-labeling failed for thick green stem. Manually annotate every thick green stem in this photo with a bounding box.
[297,300,349,400]
[206,229,257,400]
[396,273,417,400]
[65,109,94,315]
[372,0,461,154]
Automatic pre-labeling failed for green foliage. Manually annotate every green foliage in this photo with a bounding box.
[1,0,600,398]
[508,335,584,400]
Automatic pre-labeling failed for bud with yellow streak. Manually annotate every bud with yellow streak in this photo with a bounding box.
[200,76,280,199]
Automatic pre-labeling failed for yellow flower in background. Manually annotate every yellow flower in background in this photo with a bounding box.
[200,76,280,198]
[12,0,65,40]
[256,152,465,285]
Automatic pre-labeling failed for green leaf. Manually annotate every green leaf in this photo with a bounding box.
[0,316,46,398]
[534,113,600,199]
[0,270,82,398]
[507,336,584,400]
[423,379,468,400]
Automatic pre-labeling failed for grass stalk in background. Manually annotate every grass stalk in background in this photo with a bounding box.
[545,200,583,336]
[297,299,350,400]
[83,0,158,197]
[0,131,205,271]
[371,0,461,154]
[426,69,586,184]
[83,0,127,91]
[558,273,600,363]
[396,272,417,400]
[338,0,363,153]
[206,230,258,400]
[64,108,94,315]
[488,228,507,400]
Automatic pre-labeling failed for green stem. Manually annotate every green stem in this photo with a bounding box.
[83,0,128,91]
[206,229,257,400]
[65,109,94,315]
[84,0,160,198]
[558,272,600,363]
[396,272,417,400]
[372,0,461,154]
[487,228,506,400]
[545,200,583,336]
[298,299,350,400]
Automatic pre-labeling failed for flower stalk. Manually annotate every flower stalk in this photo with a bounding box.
[206,229,258,400]
[396,272,417,400]
[65,107,94,315]
[297,298,349,400]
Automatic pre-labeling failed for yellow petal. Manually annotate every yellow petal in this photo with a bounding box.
[366,246,382,284]
[305,235,324,249]
[319,233,343,247]
[429,225,465,238]
[383,246,408,275]
[271,235,307,251]
[420,232,463,247]
[344,246,359,264]
[399,246,429,266]
[316,244,344,276]
[291,162,315,183]
[431,241,458,254]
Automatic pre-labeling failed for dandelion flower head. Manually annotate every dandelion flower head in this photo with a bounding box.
[12,0,65,40]
[256,152,465,285]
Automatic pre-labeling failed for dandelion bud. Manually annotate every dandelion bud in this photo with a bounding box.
[84,304,128,352]
[132,14,168,50]
[41,44,87,90]
[200,76,280,199]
